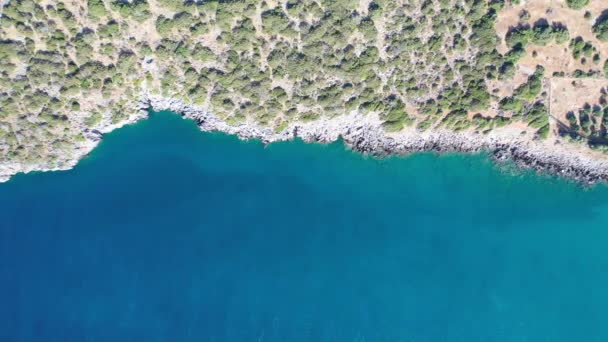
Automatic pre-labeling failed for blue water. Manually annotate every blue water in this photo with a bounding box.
[2,111,608,341]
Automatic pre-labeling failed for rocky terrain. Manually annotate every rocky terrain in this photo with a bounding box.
[2,91,608,184]
[2,0,608,183]
[146,95,608,185]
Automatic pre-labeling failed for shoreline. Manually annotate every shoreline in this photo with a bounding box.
[145,95,608,185]
[2,94,608,185]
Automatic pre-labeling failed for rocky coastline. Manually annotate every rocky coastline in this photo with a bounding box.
[145,95,608,185]
[2,94,608,185]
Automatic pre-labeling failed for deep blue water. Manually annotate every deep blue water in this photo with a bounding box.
[2,111,608,341]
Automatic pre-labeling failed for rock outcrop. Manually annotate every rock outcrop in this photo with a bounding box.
[2,94,607,185]
[145,95,608,185]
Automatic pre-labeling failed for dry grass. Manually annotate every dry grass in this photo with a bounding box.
[549,77,608,121]
[495,0,608,75]
[492,0,608,138]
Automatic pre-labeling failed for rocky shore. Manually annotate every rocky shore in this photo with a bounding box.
[145,95,608,185]
[2,94,608,184]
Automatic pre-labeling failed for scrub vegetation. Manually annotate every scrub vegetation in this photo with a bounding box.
[1,0,608,170]
[561,103,608,150]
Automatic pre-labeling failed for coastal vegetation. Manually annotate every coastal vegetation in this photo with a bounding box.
[561,103,608,149]
[1,0,608,175]
[594,15,608,41]
[566,0,589,10]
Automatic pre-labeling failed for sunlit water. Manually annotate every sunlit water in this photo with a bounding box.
[1,111,608,341]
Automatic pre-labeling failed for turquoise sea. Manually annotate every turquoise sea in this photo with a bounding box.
[2,111,608,341]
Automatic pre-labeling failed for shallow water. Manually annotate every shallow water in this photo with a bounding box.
[1,111,608,341]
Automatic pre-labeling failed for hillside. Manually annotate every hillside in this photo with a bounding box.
[2,0,608,182]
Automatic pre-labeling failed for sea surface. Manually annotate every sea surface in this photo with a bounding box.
[2,111,608,341]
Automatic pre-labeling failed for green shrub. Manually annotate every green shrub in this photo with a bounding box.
[506,27,531,48]
[261,8,291,35]
[87,0,108,18]
[569,37,594,59]
[552,25,570,44]
[155,15,173,35]
[536,124,549,139]
[566,0,589,10]
[111,0,151,22]
[98,20,120,39]
[513,67,544,101]
[531,22,553,45]
[499,97,525,114]
[594,16,608,41]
